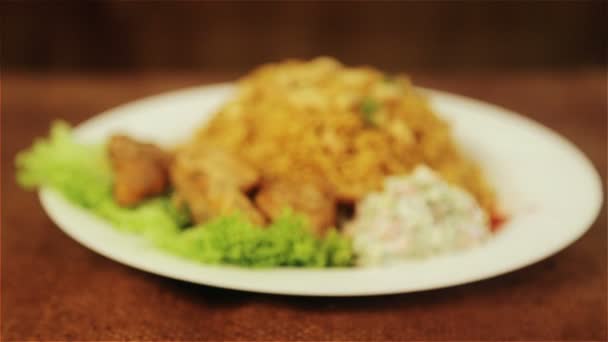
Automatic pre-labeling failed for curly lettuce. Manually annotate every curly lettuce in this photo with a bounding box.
[15,122,354,267]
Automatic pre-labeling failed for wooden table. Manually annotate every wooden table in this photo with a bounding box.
[2,70,606,341]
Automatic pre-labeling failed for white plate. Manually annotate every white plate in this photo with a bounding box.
[39,84,603,296]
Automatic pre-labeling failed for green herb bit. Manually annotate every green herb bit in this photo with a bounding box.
[360,97,380,126]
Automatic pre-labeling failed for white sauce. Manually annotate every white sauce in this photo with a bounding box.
[345,165,490,266]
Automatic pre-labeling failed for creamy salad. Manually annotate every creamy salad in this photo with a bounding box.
[345,165,491,266]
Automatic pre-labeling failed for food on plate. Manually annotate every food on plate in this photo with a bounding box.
[16,57,504,268]
[108,135,172,206]
[16,122,353,267]
[346,165,490,265]
[196,57,496,215]
[170,144,265,225]
[254,177,336,235]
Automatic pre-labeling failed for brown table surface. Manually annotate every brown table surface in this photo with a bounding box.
[2,70,606,341]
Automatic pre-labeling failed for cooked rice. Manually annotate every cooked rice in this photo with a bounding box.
[194,57,496,213]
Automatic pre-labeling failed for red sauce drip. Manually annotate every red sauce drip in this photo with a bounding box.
[490,211,507,232]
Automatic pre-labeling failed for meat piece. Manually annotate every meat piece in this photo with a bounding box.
[171,144,265,226]
[173,144,259,191]
[184,186,265,226]
[255,178,336,235]
[108,135,171,206]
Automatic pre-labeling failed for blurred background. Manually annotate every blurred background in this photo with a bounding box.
[3,1,606,73]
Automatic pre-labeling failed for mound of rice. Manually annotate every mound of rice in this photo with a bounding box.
[195,57,495,213]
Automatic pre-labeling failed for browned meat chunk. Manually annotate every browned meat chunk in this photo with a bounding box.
[173,144,259,191]
[171,144,265,225]
[255,178,336,235]
[178,185,265,226]
[108,135,171,206]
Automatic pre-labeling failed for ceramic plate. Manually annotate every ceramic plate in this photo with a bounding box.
[39,84,603,296]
